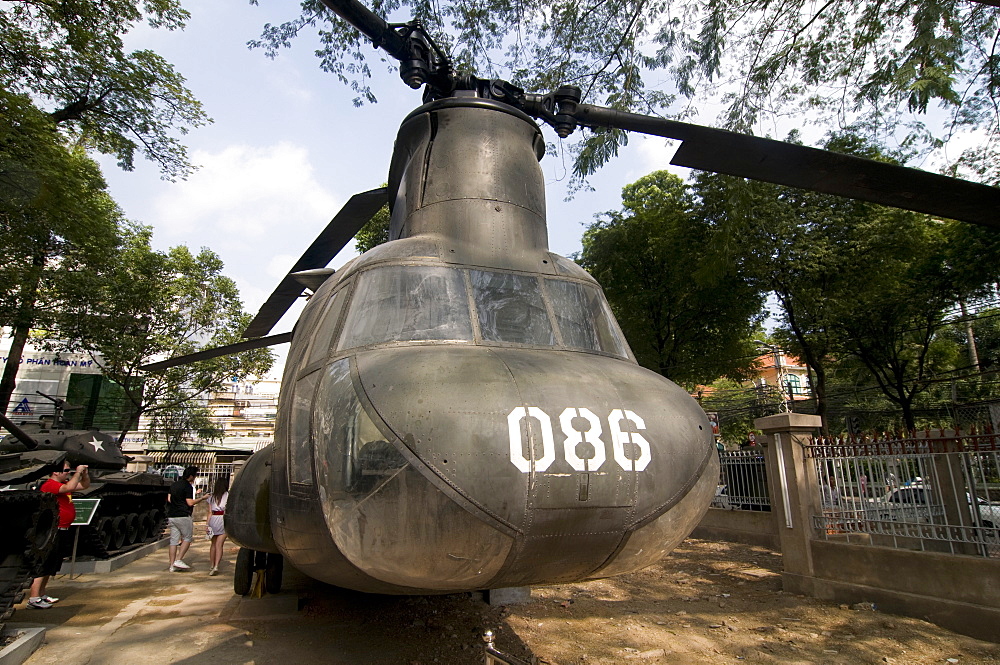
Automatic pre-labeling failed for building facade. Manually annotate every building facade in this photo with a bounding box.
[1,334,280,456]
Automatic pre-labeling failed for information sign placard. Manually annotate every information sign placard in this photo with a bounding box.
[70,498,101,526]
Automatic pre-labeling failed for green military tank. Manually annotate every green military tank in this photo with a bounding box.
[0,420,63,630]
[1,393,169,558]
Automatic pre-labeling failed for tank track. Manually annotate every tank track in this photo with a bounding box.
[0,491,58,631]
[75,487,169,559]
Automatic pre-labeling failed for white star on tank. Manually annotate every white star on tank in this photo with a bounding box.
[87,437,105,452]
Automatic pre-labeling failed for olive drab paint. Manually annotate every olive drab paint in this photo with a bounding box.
[224,98,718,594]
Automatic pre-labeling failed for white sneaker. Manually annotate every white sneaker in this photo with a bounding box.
[172,560,191,570]
[41,595,59,603]
[27,597,52,609]
[208,567,218,576]
[168,565,177,572]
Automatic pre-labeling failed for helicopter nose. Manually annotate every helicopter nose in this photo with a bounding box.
[349,345,716,588]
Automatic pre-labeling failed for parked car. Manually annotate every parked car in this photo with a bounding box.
[710,482,771,511]
[867,486,999,535]
[969,493,1000,530]
[711,484,732,510]
[155,465,185,481]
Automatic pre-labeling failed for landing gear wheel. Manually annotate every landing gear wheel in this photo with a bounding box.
[234,548,254,596]
[265,553,283,594]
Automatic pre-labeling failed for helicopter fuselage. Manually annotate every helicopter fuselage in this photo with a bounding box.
[226,97,718,593]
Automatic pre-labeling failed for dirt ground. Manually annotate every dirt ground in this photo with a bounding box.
[13,536,1000,665]
[495,539,1000,664]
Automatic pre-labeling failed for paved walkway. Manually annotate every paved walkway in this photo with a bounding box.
[12,537,297,665]
[10,536,495,665]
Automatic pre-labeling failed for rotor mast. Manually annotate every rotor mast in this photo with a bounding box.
[320,0,1000,229]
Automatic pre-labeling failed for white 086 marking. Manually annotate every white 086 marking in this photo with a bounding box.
[507,406,651,473]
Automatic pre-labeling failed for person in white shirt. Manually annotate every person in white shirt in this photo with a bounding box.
[205,476,229,576]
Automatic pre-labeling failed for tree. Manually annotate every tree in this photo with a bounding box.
[963,309,1000,375]
[1,0,208,178]
[60,230,274,445]
[1,0,209,411]
[146,397,225,450]
[698,379,778,446]
[694,141,896,430]
[694,171,837,428]
[0,92,124,413]
[691,132,998,432]
[826,214,963,430]
[943,307,1000,402]
[254,1,1000,181]
[577,171,764,387]
[354,202,390,253]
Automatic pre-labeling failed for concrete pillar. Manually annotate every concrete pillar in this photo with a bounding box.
[754,412,823,595]
[923,432,983,556]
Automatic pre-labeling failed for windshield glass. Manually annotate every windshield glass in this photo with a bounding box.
[339,266,473,348]
[470,270,555,346]
[545,279,628,357]
[336,264,628,358]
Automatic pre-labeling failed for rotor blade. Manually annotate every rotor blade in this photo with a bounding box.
[243,187,387,338]
[140,333,292,372]
[317,0,410,61]
[572,105,1000,229]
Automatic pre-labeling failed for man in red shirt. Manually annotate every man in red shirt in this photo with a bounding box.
[27,462,90,609]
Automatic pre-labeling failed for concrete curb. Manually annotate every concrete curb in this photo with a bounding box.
[0,626,46,665]
[57,538,169,576]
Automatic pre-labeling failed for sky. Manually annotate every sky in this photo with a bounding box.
[97,0,688,377]
[96,1,987,382]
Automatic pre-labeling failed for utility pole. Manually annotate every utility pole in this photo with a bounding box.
[755,340,790,413]
[959,301,980,372]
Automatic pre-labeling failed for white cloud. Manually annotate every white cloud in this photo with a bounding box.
[633,135,687,181]
[132,142,355,335]
[233,275,270,314]
[266,253,298,281]
[150,142,340,238]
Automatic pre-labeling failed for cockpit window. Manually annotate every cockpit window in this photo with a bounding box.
[545,279,628,357]
[339,266,473,349]
[334,264,628,358]
[470,270,555,346]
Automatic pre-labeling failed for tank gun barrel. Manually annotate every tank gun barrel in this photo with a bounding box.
[0,413,39,450]
[35,390,65,408]
[33,390,81,410]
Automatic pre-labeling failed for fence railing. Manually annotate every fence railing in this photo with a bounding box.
[805,429,1000,558]
[150,463,235,506]
[712,449,771,511]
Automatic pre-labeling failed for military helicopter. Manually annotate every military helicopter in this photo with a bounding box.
[143,0,1000,596]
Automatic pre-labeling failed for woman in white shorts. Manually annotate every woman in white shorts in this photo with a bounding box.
[206,476,229,576]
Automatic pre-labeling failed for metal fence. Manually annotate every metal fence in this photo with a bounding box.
[712,449,771,511]
[149,462,235,512]
[806,429,1000,557]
